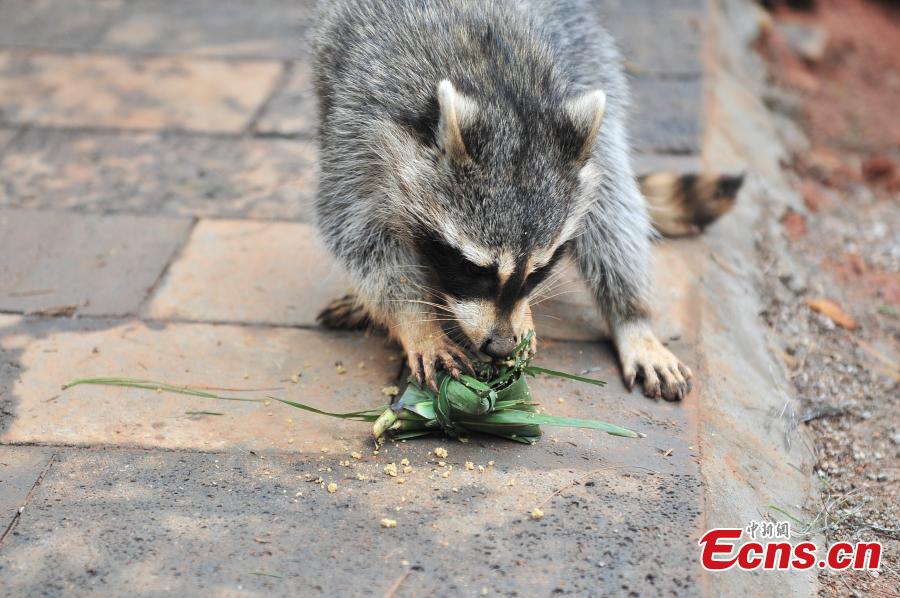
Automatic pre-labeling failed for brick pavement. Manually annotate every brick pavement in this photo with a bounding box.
[0,1,715,595]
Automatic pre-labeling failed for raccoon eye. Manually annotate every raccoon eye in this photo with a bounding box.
[418,236,498,299]
[520,243,569,297]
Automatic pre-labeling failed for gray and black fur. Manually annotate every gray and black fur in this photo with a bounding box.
[313,0,739,400]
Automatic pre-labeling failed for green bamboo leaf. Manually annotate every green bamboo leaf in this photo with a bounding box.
[458,410,638,437]
[523,366,607,386]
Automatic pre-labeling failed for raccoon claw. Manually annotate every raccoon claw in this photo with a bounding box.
[406,343,471,393]
[616,325,692,401]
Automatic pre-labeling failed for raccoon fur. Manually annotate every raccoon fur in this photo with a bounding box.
[313,0,741,400]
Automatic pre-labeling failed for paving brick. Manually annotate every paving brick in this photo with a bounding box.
[633,152,703,175]
[534,242,701,344]
[0,130,317,219]
[254,63,316,137]
[0,50,282,133]
[0,436,699,595]
[630,78,703,155]
[0,310,697,452]
[0,0,125,50]
[0,446,53,528]
[0,315,399,452]
[602,9,704,78]
[146,220,350,326]
[96,0,316,59]
[0,209,192,317]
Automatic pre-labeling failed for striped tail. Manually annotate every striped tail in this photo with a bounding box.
[638,172,744,237]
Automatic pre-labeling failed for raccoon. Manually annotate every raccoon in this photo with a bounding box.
[313,0,741,401]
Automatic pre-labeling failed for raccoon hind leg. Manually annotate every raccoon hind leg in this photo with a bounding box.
[317,294,375,331]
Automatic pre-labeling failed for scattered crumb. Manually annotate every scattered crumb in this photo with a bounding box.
[507,479,516,487]
[400,458,410,467]
[380,518,397,529]
[243,373,249,379]
[287,439,294,444]
[477,465,485,472]
[290,374,301,384]
[350,451,362,460]
[356,473,369,481]
[336,365,347,375]
[402,466,413,474]
[327,483,338,494]
[465,461,474,471]
[382,385,400,397]
[441,471,451,478]
[434,447,448,458]
[557,398,565,403]
[437,461,446,468]
[488,461,495,466]
[339,460,350,466]
[320,448,329,453]
[384,463,398,477]
[531,507,544,520]
[396,478,406,484]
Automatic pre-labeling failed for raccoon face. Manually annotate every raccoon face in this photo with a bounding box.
[391,80,605,359]
[417,233,569,359]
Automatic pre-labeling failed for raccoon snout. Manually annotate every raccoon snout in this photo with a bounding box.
[480,331,518,360]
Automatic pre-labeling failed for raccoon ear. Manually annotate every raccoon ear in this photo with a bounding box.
[565,89,606,162]
[437,79,477,164]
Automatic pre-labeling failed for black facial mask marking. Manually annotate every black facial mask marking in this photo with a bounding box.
[417,235,499,300]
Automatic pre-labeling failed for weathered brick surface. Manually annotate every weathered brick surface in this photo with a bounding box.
[0,438,699,596]
[0,315,400,452]
[96,0,316,59]
[254,64,316,137]
[0,131,316,219]
[0,50,282,133]
[146,220,350,326]
[630,78,703,154]
[601,10,703,77]
[0,446,53,529]
[0,0,124,50]
[0,209,192,317]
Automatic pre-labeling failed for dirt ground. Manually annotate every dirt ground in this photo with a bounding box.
[758,0,899,594]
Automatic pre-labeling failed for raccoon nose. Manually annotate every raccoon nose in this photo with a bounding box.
[480,333,518,360]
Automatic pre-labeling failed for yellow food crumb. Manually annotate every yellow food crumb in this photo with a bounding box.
[531,507,544,520]
[488,461,495,466]
[434,447,448,458]
[381,386,400,397]
[507,479,516,487]
[380,518,397,529]
[465,461,474,471]
[402,466,413,474]
[478,465,485,472]
[356,473,369,481]
[441,471,450,478]
[287,439,294,444]
[339,460,350,467]
[327,483,338,494]
[320,448,329,453]
[290,374,300,384]
[396,478,406,484]
[336,365,346,375]
[350,451,362,460]
[384,463,398,477]
[437,461,446,468]
[400,458,410,467]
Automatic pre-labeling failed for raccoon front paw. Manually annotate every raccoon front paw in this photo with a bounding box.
[614,323,692,401]
[405,337,474,394]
